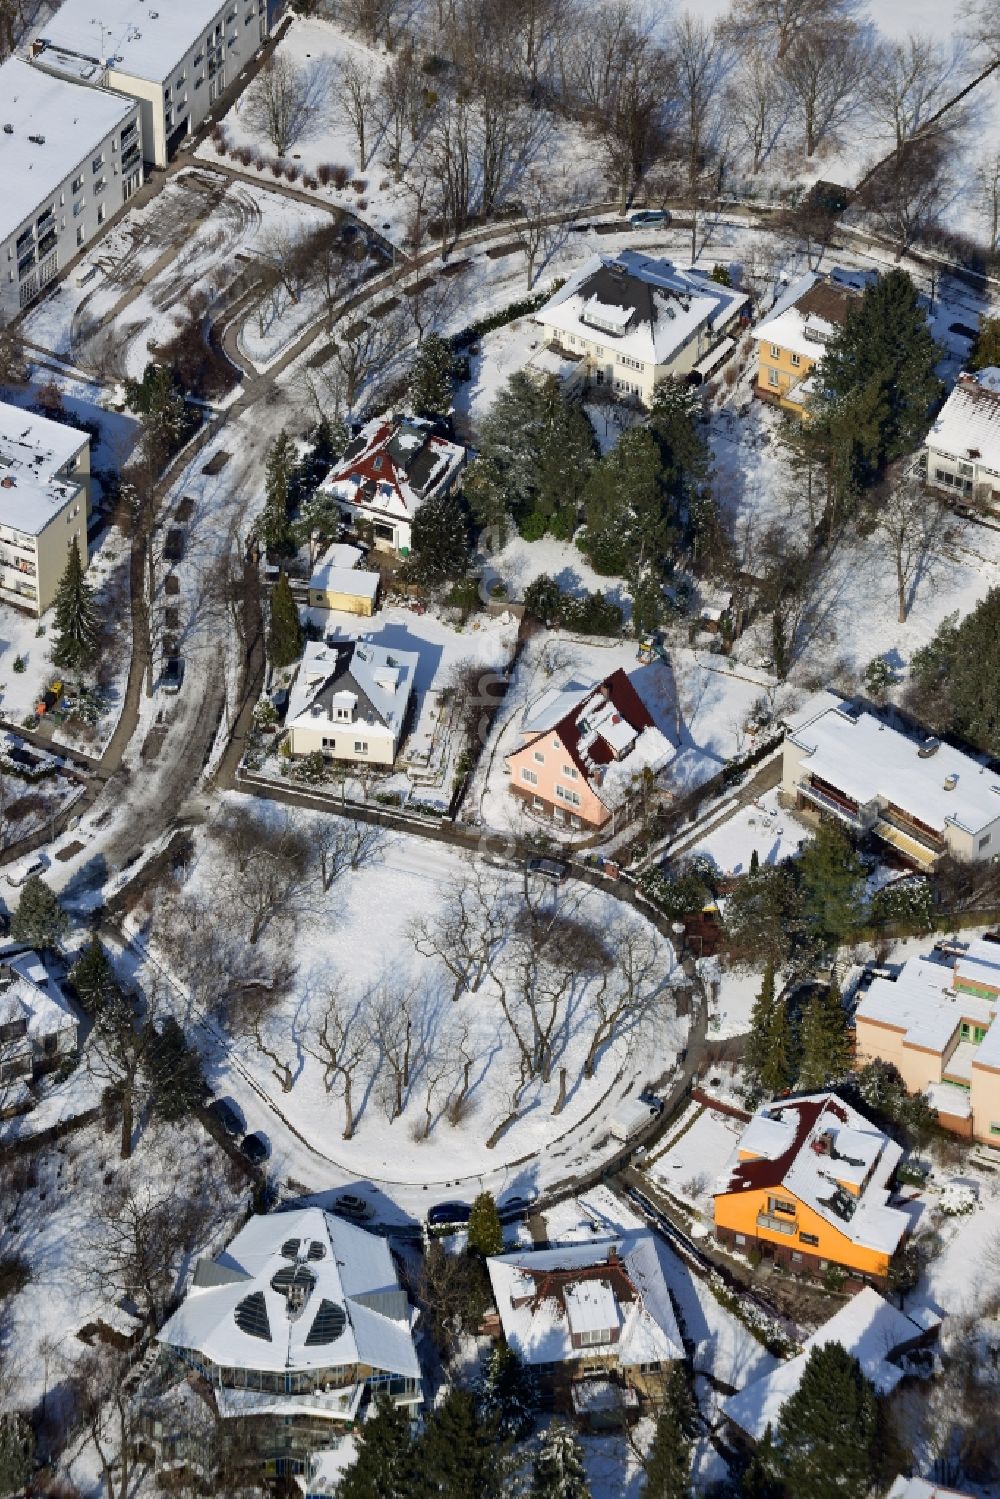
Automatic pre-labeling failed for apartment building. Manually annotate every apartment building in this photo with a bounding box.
[0,57,141,319]
[31,0,270,169]
[713,1092,910,1288]
[535,251,748,406]
[782,693,1000,869]
[855,935,1000,1143]
[923,368,1000,509]
[0,401,90,614]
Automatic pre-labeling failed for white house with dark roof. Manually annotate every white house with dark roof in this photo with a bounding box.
[535,251,747,406]
[0,400,90,613]
[924,368,1000,507]
[0,56,142,319]
[157,1207,422,1474]
[318,416,465,556]
[286,638,417,765]
[30,0,269,168]
[486,1235,683,1420]
[782,694,1000,869]
[0,948,78,1107]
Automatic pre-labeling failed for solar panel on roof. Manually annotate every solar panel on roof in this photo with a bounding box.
[280,1238,300,1259]
[234,1291,271,1341]
[305,1299,347,1346]
[307,1240,326,1261]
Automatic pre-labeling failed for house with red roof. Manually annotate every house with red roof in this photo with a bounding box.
[506,668,674,830]
[317,415,465,556]
[713,1092,911,1289]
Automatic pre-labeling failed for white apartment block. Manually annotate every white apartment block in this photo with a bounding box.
[0,401,90,614]
[32,0,271,169]
[0,57,142,320]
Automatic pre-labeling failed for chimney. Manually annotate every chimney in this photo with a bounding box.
[944,773,958,791]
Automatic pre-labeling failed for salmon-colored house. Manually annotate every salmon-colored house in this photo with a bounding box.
[506,669,673,831]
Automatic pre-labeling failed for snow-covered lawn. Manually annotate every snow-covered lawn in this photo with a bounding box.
[485,534,633,617]
[647,1108,744,1223]
[684,786,810,879]
[149,800,686,1205]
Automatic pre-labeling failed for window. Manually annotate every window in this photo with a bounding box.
[533,795,543,809]
[555,784,581,806]
[354,740,368,755]
[533,750,544,763]
[335,706,350,721]
[562,764,577,779]
[72,200,84,217]
[791,1251,803,1264]
[639,1361,660,1373]
[195,74,204,88]
[521,768,538,786]
[92,153,104,173]
[76,225,85,245]
[800,1232,819,1246]
[767,367,779,387]
[770,343,780,358]
[771,1197,795,1216]
[734,1233,746,1246]
[980,834,992,850]
[97,204,106,224]
[991,1123,1000,1136]
[164,84,171,100]
[72,174,84,194]
[790,352,801,367]
[94,177,106,196]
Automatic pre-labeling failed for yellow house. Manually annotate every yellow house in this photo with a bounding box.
[308,543,379,617]
[713,1093,909,1287]
[753,272,864,416]
[855,936,1000,1143]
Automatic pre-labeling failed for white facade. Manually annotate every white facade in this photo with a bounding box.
[924,369,1000,507]
[32,0,270,168]
[0,948,78,1096]
[320,417,466,557]
[535,251,748,407]
[286,638,418,765]
[0,57,141,320]
[0,400,90,614]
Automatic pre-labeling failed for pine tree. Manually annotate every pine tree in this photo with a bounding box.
[145,1017,205,1122]
[339,1392,413,1499]
[971,314,1000,372]
[296,490,343,567]
[404,489,469,584]
[797,976,850,1091]
[532,384,595,534]
[267,572,303,668]
[71,934,116,1014]
[531,1423,591,1499]
[126,362,188,473]
[413,1388,503,1499]
[773,1343,878,1499]
[631,572,663,636]
[580,426,674,577]
[51,543,100,673]
[408,332,458,416]
[477,1343,536,1441]
[10,874,67,950]
[744,961,792,1100]
[796,821,865,954]
[468,1190,504,1257]
[641,1365,696,1499]
[910,589,1000,758]
[749,848,760,875]
[0,1414,34,1496]
[253,430,297,555]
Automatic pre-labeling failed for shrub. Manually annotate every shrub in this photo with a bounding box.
[270,160,283,178]
[332,164,351,189]
[869,878,934,931]
[254,156,266,172]
[303,174,318,191]
[0,1255,31,1300]
[351,178,367,193]
[356,198,368,210]
[11,655,25,673]
[317,163,332,186]
[284,163,302,183]
[519,510,548,542]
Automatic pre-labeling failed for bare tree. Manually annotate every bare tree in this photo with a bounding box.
[241,53,324,156]
[373,43,430,181]
[426,99,474,240]
[723,0,860,62]
[307,981,369,1138]
[727,45,790,174]
[368,979,419,1121]
[978,148,1000,247]
[409,864,512,1002]
[313,816,386,891]
[869,469,951,623]
[215,807,311,945]
[857,133,954,257]
[327,312,399,410]
[75,1346,140,1499]
[512,169,575,288]
[672,13,729,196]
[226,966,299,1091]
[582,919,663,1077]
[865,34,966,158]
[779,21,870,157]
[335,54,376,169]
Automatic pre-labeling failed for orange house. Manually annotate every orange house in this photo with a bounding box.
[713,1093,910,1288]
[506,669,673,831]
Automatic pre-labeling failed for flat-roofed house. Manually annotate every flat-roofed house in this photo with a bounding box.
[0,401,90,614]
[31,0,269,168]
[0,56,142,319]
[782,693,1000,869]
[535,251,748,406]
[855,934,1000,1144]
[307,544,380,617]
[713,1092,910,1288]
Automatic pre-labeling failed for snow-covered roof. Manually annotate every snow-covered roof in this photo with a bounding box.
[309,543,363,583]
[926,371,1000,468]
[538,252,747,369]
[35,0,232,84]
[887,1478,974,1499]
[717,1093,908,1256]
[158,1208,420,1381]
[0,950,77,1048]
[857,953,995,1054]
[487,1234,683,1370]
[309,566,379,603]
[787,699,1000,838]
[0,58,136,241]
[287,638,417,743]
[723,1287,938,1441]
[320,416,465,530]
[753,270,859,363]
[0,399,89,538]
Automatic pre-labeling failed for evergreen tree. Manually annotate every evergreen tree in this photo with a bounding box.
[641,1365,696,1499]
[580,426,674,577]
[647,380,713,554]
[295,490,343,567]
[797,976,850,1091]
[51,543,100,673]
[339,1392,413,1499]
[478,1343,536,1442]
[773,1343,878,1499]
[523,574,564,624]
[413,1388,503,1499]
[145,1017,205,1122]
[749,848,760,875]
[125,362,189,473]
[532,383,596,535]
[969,313,1000,372]
[468,1190,504,1257]
[267,572,303,668]
[408,332,459,416]
[71,934,116,1014]
[909,589,1000,758]
[10,874,67,949]
[631,572,664,636]
[722,865,801,973]
[253,430,297,555]
[404,488,469,584]
[465,452,514,545]
[744,962,792,1100]
[0,1414,34,1498]
[796,821,866,954]
[531,1423,591,1499]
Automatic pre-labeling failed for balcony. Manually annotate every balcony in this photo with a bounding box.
[122,148,141,176]
[37,230,57,258]
[756,1211,797,1236]
[797,779,865,828]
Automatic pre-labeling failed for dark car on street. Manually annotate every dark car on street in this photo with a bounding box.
[240,1132,270,1165]
[208,1097,244,1138]
[426,1201,471,1229]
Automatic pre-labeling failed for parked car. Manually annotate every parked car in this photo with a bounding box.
[4,858,45,888]
[161,657,185,694]
[426,1201,471,1229]
[163,528,186,563]
[629,209,671,228]
[241,1132,270,1165]
[207,1097,244,1138]
[610,1097,662,1144]
[526,856,570,884]
[500,1190,538,1220]
[331,1192,374,1222]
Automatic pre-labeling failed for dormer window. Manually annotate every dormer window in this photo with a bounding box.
[373,456,383,471]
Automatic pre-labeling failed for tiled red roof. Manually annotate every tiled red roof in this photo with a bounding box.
[720,1096,850,1195]
[521,668,655,792]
